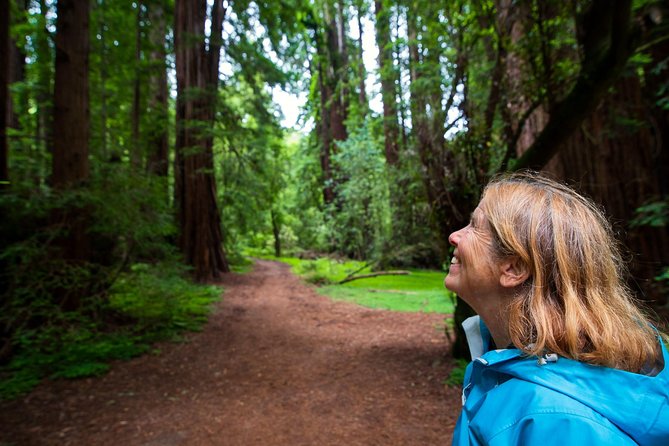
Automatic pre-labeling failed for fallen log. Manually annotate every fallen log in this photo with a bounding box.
[338,270,410,285]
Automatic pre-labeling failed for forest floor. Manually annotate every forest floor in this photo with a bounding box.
[0,260,462,446]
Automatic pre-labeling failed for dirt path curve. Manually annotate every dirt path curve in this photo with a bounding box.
[0,260,462,446]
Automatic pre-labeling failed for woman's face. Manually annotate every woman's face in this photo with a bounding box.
[444,204,501,305]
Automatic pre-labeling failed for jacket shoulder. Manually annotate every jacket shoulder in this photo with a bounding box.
[469,378,635,445]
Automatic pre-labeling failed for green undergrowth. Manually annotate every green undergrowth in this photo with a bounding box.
[0,262,222,401]
[260,254,454,314]
[444,358,469,387]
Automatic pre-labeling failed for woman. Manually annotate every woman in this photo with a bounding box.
[446,171,669,445]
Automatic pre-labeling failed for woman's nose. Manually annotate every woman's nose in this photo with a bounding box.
[448,229,462,246]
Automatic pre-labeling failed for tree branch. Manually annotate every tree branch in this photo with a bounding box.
[338,271,410,285]
[511,0,636,171]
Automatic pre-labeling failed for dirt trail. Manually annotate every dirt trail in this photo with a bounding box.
[0,260,462,446]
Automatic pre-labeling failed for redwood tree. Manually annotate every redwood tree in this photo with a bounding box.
[52,0,90,264]
[312,0,349,205]
[174,0,229,281]
[146,0,169,178]
[0,0,8,189]
[375,0,399,166]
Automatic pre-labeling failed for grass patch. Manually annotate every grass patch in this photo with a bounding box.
[268,255,454,314]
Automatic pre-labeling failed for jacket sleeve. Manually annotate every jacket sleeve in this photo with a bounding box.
[484,412,637,446]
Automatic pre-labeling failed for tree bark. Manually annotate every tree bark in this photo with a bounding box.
[174,0,229,281]
[53,0,90,190]
[271,209,281,258]
[131,2,142,170]
[50,0,91,312]
[355,4,367,115]
[314,2,349,206]
[146,0,169,177]
[375,0,399,166]
[546,75,669,306]
[36,0,53,175]
[0,0,8,189]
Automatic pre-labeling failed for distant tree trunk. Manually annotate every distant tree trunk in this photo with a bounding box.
[271,209,281,258]
[131,2,143,169]
[316,56,335,205]
[355,4,367,115]
[174,0,229,281]
[0,0,8,189]
[36,0,53,177]
[97,0,109,159]
[146,0,169,177]
[315,2,349,206]
[375,0,399,166]
[327,6,348,142]
[8,0,27,132]
[7,1,30,184]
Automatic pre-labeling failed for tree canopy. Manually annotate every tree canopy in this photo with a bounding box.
[1,0,668,366]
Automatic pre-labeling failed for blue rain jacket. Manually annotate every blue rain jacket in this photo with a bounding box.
[452,316,669,446]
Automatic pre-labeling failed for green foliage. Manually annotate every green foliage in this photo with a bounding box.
[216,77,293,257]
[89,164,176,260]
[109,262,221,337]
[282,135,330,252]
[328,122,392,260]
[656,267,669,283]
[444,358,469,387]
[0,261,221,401]
[631,200,669,228]
[0,159,214,400]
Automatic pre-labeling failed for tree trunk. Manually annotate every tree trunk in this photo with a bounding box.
[131,2,142,170]
[8,0,27,132]
[546,75,669,306]
[174,0,229,281]
[53,0,90,191]
[0,0,8,189]
[375,0,399,166]
[36,0,53,180]
[50,0,91,311]
[314,2,349,207]
[146,0,169,177]
[271,209,281,258]
[510,0,636,171]
[97,0,109,159]
[355,4,367,115]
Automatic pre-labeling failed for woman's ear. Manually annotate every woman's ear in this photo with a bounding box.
[499,256,530,288]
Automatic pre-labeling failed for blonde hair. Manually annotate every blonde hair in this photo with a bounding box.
[480,171,659,372]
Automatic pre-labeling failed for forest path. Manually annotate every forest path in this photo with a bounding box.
[0,260,461,446]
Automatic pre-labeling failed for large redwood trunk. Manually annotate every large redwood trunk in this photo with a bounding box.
[174,0,229,281]
[49,0,91,311]
[0,0,8,189]
[53,0,90,189]
[52,0,90,263]
[546,75,669,307]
